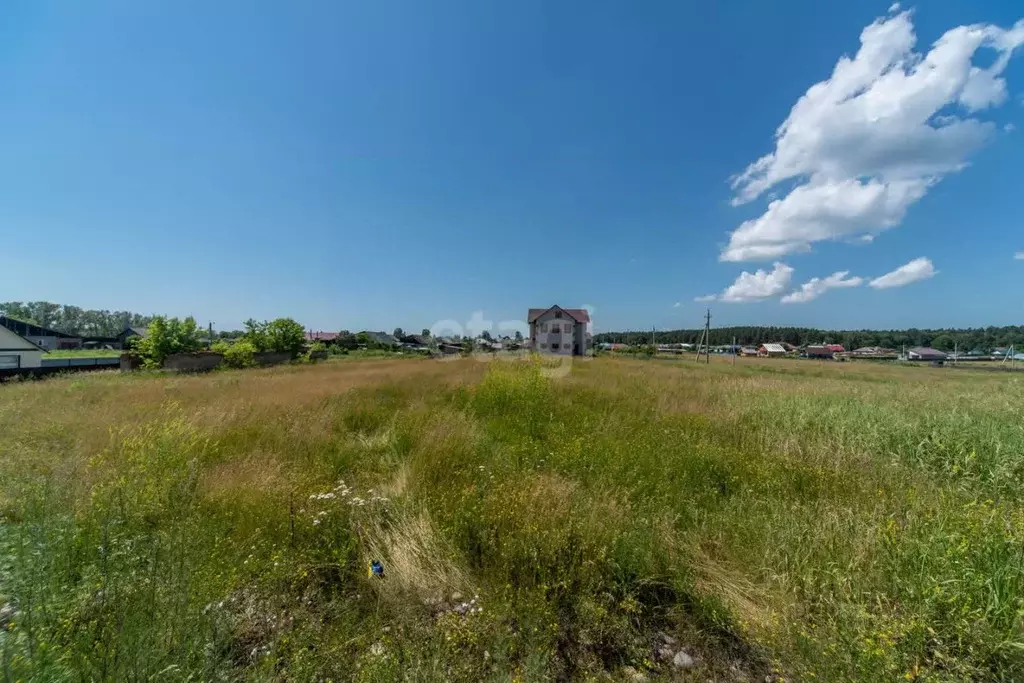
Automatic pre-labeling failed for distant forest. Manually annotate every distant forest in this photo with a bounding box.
[594,326,1024,352]
[0,301,155,337]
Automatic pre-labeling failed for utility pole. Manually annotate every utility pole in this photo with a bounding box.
[732,335,737,365]
[704,309,711,364]
[208,322,214,350]
[695,308,711,364]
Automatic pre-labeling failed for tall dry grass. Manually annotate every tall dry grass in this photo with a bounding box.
[1,356,1022,681]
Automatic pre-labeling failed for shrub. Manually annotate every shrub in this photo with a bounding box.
[304,341,327,363]
[212,339,257,368]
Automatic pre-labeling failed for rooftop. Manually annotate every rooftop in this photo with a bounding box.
[528,306,591,324]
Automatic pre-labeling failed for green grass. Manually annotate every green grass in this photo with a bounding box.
[43,349,122,358]
[0,356,1022,681]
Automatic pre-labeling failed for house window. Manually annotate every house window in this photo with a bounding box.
[555,311,562,318]
[552,343,559,350]
[540,342,547,349]
[551,323,560,334]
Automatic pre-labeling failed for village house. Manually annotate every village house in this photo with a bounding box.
[906,347,947,361]
[305,331,340,343]
[805,345,834,359]
[118,326,148,350]
[0,316,81,350]
[758,343,787,358]
[528,306,590,356]
[0,324,46,370]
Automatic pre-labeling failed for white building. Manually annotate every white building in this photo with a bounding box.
[0,324,46,370]
[906,347,947,361]
[528,306,591,356]
[758,343,787,357]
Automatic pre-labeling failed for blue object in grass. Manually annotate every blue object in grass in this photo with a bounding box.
[369,560,384,578]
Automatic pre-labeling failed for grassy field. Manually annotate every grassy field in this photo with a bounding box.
[43,349,122,358]
[1,356,1023,681]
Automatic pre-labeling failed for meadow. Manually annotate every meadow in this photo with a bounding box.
[1,356,1022,681]
[41,349,123,358]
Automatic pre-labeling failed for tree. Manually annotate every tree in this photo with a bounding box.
[242,318,306,356]
[514,330,524,342]
[131,316,202,368]
[481,330,493,341]
[393,327,405,339]
[242,319,268,351]
[335,331,358,350]
[0,300,155,336]
[421,329,431,338]
[265,318,307,356]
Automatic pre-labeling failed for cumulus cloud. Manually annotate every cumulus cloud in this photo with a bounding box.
[868,257,937,288]
[781,271,863,303]
[722,11,1024,262]
[697,262,794,303]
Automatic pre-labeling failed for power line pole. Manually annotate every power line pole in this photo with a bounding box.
[732,335,736,365]
[704,309,711,364]
[695,308,711,364]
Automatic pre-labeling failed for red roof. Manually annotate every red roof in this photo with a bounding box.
[306,331,339,341]
[528,306,591,323]
[825,344,845,352]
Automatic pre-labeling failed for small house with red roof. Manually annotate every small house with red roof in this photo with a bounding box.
[528,305,591,356]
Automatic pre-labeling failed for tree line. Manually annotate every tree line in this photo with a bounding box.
[0,301,154,337]
[133,317,308,368]
[594,325,1024,352]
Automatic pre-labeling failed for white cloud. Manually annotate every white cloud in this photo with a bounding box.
[781,270,863,303]
[868,257,937,288]
[1015,251,1024,259]
[1007,122,1017,131]
[694,294,717,303]
[672,301,682,308]
[698,262,794,303]
[723,12,1024,262]
[888,2,901,12]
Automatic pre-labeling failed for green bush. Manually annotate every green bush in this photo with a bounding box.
[304,341,327,363]
[212,339,257,368]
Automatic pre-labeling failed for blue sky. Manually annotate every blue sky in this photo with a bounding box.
[1,1,1022,334]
